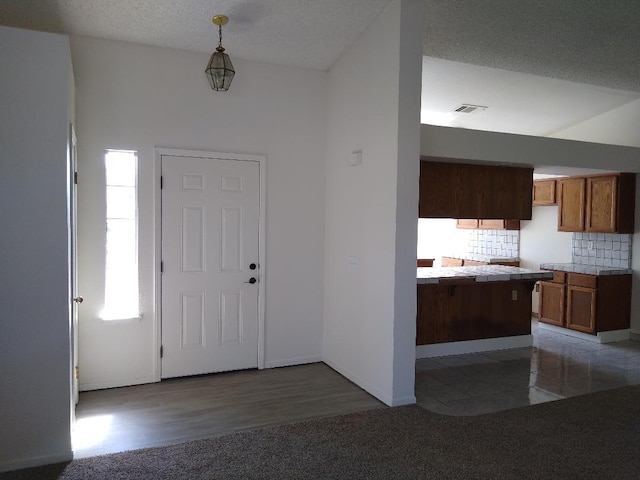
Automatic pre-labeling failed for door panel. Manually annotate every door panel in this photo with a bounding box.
[161,155,260,378]
[566,285,596,334]
[585,176,616,233]
[557,177,586,231]
[539,281,565,327]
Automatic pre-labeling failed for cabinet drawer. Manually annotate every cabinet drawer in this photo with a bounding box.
[547,271,566,284]
[567,273,597,288]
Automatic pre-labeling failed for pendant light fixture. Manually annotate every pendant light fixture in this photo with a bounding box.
[205,15,235,91]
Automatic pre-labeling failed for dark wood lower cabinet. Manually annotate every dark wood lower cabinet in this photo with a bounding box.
[416,280,535,345]
[539,271,631,334]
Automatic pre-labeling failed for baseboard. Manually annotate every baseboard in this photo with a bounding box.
[1,450,72,474]
[630,332,640,342]
[416,335,533,358]
[79,375,157,392]
[538,323,630,343]
[264,356,322,369]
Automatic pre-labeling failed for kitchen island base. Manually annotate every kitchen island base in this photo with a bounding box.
[417,279,538,345]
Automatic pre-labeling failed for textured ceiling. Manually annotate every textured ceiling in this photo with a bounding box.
[0,0,394,70]
[423,0,640,93]
[1,0,637,90]
[1,0,638,140]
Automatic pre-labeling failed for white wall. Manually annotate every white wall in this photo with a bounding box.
[520,206,573,313]
[323,0,423,406]
[71,36,327,388]
[0,26,74,471]
[417,218,460,266]
[421,124,640,332]
[551,98,640,148]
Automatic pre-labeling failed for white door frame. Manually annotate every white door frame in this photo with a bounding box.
[153,147,267,381]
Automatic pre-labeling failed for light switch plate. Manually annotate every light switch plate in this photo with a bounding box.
[348,149,363,167]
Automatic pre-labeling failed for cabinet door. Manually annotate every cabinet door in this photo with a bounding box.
[557,177,586,232]
[456,219,479,229]
[478,219,503,229]
[585,175,617,233]
[532,180,557,206]
[539,281,565,327]
[566,285,596,334]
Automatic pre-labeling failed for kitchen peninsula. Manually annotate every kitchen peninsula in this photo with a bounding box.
[416,265,553,357]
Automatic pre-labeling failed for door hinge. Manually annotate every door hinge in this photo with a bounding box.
[160,261,164,273]
[160,176,163,189]
[74,171,78,185]
[74,365,79,379]
[160,345,164,358]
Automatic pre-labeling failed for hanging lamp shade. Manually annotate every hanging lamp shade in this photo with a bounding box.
[205,15,235,91]
[205,47,235,91]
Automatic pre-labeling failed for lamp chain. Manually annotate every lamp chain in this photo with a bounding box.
[218,23,223,50]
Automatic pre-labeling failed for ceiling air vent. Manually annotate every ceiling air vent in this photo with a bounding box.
[453,104,488,114]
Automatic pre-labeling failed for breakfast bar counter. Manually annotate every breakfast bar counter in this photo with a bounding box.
[416,266,553,347]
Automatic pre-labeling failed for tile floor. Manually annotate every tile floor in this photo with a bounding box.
[415,320,640,416]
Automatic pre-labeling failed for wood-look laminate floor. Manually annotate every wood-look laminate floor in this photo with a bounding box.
[73,362,384,458]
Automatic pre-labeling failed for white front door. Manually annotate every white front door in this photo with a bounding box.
[161,154,260,378]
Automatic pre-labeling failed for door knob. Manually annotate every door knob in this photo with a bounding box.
[244,277,257,284]
[74,296,84,303]
[249,263,257,270]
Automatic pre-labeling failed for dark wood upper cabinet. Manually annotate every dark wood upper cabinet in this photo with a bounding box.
[419,159,533,219]
[557,173,635,233]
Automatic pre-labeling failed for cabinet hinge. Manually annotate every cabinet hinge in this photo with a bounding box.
[160,176,163,189]
[74,171,78,185]
[160,345,164,358]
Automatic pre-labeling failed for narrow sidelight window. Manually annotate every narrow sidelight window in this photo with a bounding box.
[102,150,140,320]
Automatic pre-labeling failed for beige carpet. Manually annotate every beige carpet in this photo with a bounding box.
[3,385,640,479]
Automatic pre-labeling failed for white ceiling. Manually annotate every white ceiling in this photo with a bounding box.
[1,0,638,142]
[420,57,640,137]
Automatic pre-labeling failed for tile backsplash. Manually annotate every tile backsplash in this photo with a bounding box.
[572,232,633,268]
[466,229,520,258]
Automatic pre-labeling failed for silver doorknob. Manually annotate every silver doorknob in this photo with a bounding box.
[74,296,84,303]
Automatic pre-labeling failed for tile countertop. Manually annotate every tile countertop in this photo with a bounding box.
[443,253,520,263]
[417,266,553,285]
[540,263,633,276]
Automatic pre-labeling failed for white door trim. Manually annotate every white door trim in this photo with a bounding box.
[153,147,267,381]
